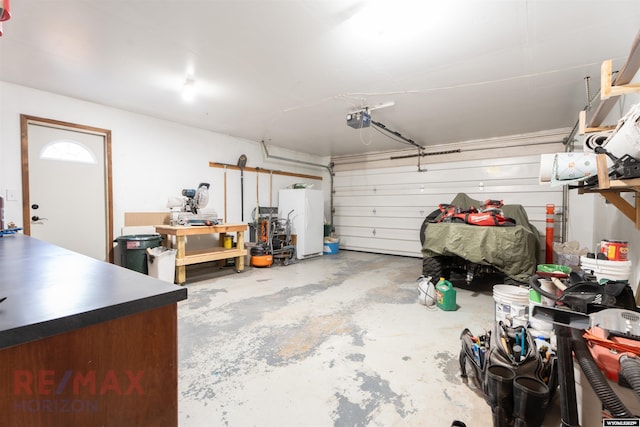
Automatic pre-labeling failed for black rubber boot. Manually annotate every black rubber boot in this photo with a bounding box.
[512,376,550,427]
[486,365,516,427]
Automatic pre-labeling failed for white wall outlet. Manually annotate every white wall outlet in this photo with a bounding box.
[6,189,18,201]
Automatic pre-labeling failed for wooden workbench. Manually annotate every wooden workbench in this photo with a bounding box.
[155,223,248,284]
[0,234,187,426]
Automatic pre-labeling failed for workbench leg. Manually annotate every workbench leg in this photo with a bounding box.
[176,236,186,285]
[218,233,227,268]
[236,230,245,272]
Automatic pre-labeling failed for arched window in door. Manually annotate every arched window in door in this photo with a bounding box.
[39,139,97,164]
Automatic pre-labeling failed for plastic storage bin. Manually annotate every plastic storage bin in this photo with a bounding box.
[147,246,177,283]
[115,234,162,274]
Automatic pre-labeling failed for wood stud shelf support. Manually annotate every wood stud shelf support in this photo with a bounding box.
[579,35,640,134]
[579,154,640,229]
[601,59,640,100]
[578,110,616,135]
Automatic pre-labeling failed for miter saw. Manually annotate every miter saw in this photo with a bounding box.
[167,183,219,225]
[182,183,209,214]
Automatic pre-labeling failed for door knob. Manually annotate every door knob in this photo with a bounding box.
[31,216,48,222]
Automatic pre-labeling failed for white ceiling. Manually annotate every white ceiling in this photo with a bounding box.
[1,1,640,157]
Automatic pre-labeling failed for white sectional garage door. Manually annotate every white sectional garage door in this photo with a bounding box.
[332,154,564,258]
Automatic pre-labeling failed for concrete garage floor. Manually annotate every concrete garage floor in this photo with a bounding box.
[177,250,561,426]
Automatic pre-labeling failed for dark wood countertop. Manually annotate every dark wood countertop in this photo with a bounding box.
[0,234,187,349]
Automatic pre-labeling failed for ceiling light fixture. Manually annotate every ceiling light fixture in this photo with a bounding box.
[182,77,195,101]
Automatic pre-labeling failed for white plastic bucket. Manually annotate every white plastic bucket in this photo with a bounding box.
[595,271,631,283]
[147,247,177,283]
[529,278,558,337]
[580,256,632,282]
[528,279,554,332]
[493,285,530,327]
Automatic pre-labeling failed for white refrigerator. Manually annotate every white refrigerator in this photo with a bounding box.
[278,188,324,259]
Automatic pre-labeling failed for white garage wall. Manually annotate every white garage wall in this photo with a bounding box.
[332,147,566,259]
[5,78,638,287]
[568,68,640,291]
[0,81,330,241]
[208,166,325,225]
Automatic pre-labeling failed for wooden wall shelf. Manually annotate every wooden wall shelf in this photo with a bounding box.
[601,59,640,100]
[578,110,616,135]
[579,29,640,134]
[578,154,640,228]
[575,31,640,228]
[578,53,640,135]
[584,30,640,128]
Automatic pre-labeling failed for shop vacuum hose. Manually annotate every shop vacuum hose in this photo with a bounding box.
[620,355,640,399]
[571,328,632,418]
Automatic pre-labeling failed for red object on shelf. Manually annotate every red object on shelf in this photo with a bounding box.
[0,0,11,22]
[545,204,555,264]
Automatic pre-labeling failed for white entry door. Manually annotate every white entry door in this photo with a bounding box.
[22,117,112,261]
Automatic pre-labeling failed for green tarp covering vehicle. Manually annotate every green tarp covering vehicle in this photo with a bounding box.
[420,193,541,284]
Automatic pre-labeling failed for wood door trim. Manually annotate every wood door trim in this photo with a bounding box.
[20,115,114,263]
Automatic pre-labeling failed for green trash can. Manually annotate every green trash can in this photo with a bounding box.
[115,234,163,274]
